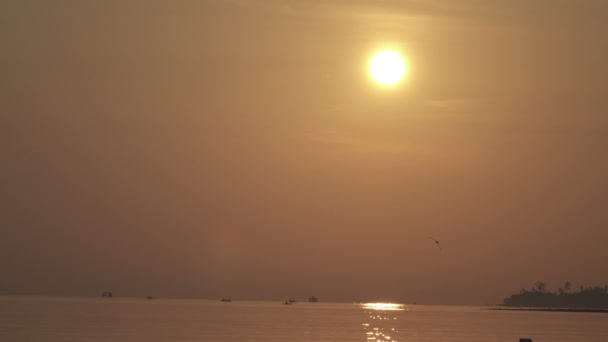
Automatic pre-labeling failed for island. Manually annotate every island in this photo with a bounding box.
[497,281,608,312]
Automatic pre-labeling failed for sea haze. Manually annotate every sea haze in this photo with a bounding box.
[1,296,607,341]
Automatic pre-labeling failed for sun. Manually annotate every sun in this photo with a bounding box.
[370,51,406,85]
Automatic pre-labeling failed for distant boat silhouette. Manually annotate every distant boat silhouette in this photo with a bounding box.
[429,237,442,251]
[101,291,112,298]
[308,296,318,303]
[288,298,296,303]
[220,298,232,302]
[147,296,153,300]
[283,300,293,305]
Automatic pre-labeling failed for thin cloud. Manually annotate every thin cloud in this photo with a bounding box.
[222,0,608,29]
[221,0,448,21]
[425,98,483,111]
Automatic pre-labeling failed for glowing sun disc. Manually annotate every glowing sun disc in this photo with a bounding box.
[370,51,406,85]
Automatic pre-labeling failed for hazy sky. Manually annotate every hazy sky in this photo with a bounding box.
[2,0,608,305]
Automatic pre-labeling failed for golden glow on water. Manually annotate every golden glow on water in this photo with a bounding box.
[361,303,402,341]
[361,303,405,311]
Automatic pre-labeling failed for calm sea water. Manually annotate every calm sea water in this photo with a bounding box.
[1,296,607,341]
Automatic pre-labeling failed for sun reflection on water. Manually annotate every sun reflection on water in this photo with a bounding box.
[361,303,405,311]
[361,303,404,342]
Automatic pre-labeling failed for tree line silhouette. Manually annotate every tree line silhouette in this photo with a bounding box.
[503,281,608,308]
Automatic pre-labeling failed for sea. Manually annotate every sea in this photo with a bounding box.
[1,296,607,341]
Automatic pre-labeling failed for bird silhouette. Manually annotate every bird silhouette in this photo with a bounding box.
[429,237,442,251]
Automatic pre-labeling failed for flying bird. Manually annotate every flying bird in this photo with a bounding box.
[429,237,442,251]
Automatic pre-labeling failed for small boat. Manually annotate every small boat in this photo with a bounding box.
[283,301,292,305]
[220,298,232,302]
[288,298,296,303]
[147,296,153,300]
[101,291,113,298]
[308,296,318,303]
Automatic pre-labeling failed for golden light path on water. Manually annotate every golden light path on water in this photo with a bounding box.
[361,303,405,341]
[361,303,405,311]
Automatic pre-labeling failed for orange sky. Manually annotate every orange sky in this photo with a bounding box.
[2,0,608,304]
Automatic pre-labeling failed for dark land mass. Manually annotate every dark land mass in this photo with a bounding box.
[502,282,608,309]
